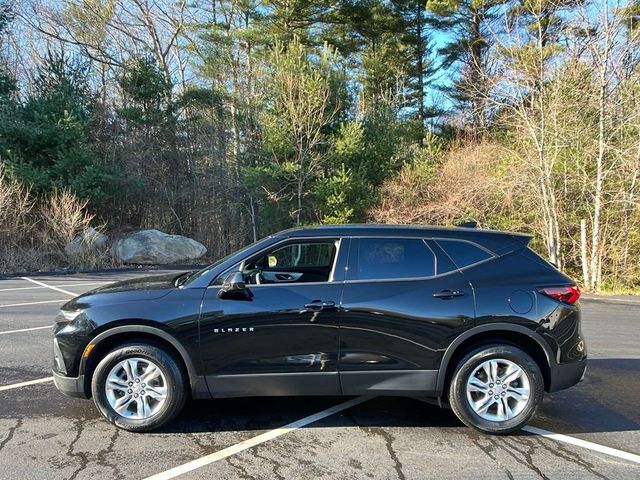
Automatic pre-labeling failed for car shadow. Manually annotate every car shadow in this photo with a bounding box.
[160,358,640,436]
[162,395,463,434]
[532,357,640,435]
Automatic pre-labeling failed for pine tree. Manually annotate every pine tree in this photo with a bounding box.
[0,0,15,100]
[325,0,406,105]
[392,0,438,134]
[427,0,508,138]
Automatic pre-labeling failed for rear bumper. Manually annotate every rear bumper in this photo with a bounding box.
[52,370,88,399]
[548,358,587,393]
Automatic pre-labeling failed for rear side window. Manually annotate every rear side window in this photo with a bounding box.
[356,238,435,280]
[436,239,493,269]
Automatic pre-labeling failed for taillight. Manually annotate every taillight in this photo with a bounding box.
[537,286,581,305]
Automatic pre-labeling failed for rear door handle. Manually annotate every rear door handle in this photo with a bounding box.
[304,300,336,312]
[433,289,465,299]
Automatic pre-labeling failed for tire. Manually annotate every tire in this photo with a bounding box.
[91,342,187,432]
[448,344,544,434]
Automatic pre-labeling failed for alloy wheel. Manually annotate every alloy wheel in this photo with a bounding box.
[105,357,168,419]
[465,358,531,422]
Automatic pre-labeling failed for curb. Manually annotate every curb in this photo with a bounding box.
[581,295,640,306]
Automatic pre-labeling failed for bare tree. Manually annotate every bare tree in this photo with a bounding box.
[19,0,187,92]
[478,0,569,268]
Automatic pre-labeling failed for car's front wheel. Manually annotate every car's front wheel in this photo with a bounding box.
[448,345,544,434]
[91,342,187,432]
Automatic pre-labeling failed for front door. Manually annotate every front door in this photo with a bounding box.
[338,237,475,395]
[199,237,348,397]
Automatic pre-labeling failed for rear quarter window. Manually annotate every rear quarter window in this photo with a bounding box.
[436,239,493,269]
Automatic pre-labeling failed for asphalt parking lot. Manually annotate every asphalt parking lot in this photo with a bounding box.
[0,271,639,480]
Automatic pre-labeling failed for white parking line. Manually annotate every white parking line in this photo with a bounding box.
[143,396,372,480]
[0,377,54,392]
[0,299,69,308]
[523,426,640,464]
[411,397,640,465]
[0,281,112,292]
[0,325,51,335]
[20,277,77,296]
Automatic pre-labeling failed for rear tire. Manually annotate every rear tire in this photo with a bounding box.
[91,343,187,432]
[448,344,544,434]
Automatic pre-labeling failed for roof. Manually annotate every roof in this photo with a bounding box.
[276,223,530,237]
[274,224,532,254]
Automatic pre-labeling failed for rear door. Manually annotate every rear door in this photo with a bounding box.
[338,236,475,396]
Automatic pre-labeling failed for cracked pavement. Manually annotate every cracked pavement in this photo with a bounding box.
[0,272,639,479]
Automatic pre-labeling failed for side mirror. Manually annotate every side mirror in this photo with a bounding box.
[218,271,252,299]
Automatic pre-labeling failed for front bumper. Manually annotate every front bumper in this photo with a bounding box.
[52,370,89,399]
[548,358,587,392]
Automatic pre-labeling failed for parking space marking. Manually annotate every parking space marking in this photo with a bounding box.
[0,281,112,292]
[523,426,640,464]
[144,396,372,480]
[0,325,51,335]
[0,377,54,392]
[412,396,640,465]
[20,277,77,296]
[0,299,69,308]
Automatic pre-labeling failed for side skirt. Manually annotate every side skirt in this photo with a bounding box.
[205,371,340,398]
[204,370,439,398]
[340,370,439,396]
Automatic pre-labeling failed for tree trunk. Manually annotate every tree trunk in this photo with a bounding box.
[416,1,425,134]
[589,0,611,292]
[469,8,484,140]
[296,174,303,226]
[249,194,258,242]
[580,219,589,287]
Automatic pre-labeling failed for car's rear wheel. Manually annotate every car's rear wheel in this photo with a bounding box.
[448,345,544,434]
[91,343,187,432]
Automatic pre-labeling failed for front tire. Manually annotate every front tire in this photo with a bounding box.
[448,345,544,434]
[91,343,187,432]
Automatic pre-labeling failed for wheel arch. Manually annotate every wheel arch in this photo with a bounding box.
[437,323,554,398]
[80,325,208,399]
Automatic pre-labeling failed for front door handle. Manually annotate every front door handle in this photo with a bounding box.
[304,300,336,312]
[433,289,465,299]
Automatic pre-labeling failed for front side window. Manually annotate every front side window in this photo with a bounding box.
[356,238,435,280]
[260,242,335,269]
[241,240,337,284]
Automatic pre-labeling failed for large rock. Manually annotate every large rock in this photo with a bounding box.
[111,229,207,264]
[65,227,109,257]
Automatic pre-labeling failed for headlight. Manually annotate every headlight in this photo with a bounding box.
[58,309,83,322]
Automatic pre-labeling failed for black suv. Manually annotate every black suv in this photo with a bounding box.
[53,225,587,434]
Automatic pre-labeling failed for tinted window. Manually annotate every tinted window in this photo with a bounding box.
[437,239,492,269]
[357,238,435,280]
[425,239,458,275]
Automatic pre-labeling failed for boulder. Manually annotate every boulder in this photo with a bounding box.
[111,229,207,264]
[65,227,109,257]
